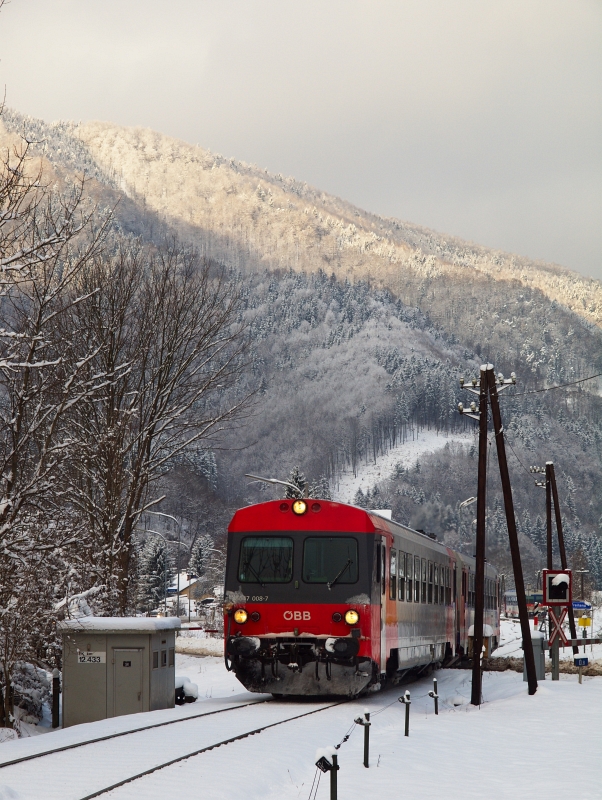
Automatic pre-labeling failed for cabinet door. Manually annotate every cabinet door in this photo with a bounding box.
[113,648,143,717]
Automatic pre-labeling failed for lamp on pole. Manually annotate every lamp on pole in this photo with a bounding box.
[143,511,185,617]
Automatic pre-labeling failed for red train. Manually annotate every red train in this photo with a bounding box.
[223,498,500,696]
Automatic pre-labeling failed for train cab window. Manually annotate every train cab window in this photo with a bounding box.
[433,564,439,604]
[398,552,405,601]
[421,558,427,603]
[390,549,397,600]
[304,537,359,584]
[414,556,420,602]
[239,536,293,583]
[428,562,433,604]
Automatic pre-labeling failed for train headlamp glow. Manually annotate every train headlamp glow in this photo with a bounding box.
[344,609,359,625]
[292,499,307,515]
[233,608,248,624]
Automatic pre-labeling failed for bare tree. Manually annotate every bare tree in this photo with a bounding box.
[0,137,111,725]
[63,238,251,613]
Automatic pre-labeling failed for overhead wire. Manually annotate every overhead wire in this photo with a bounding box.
[501,372,602,396]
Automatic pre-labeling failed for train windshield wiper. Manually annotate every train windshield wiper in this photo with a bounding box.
[243,560,265,587]
[327,558,352,590]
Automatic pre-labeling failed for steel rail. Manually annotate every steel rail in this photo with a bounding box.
[79,700,349,800]
[0,697,273,770]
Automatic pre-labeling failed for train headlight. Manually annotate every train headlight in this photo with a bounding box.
[344,609,359,625]
[292,499,307,515]
[233,608,248,624]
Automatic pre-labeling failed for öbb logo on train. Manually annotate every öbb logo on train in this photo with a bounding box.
[283,610,311,621]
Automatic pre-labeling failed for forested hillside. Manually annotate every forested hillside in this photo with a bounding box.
[2,108,601,593]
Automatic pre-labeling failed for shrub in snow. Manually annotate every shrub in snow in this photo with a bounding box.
[10,662,51,724]
[174,676,198,704]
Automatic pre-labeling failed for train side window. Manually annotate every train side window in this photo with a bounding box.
[406,554,412,602]
[433,563,439,604]
[390,549,397,600]
[495,581,498,609]
[421,558,427,603]
[440,565,445,605]
[428,561,433,604]
[414,555,418,601]
[398,551,405,601]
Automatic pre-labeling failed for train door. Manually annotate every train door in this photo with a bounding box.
[375,536,387,674]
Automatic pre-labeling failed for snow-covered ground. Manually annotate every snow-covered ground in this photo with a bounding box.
[495,616,602,662]
[331,428,473,504]
[0,643,600,799]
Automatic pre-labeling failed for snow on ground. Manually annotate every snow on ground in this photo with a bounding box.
[175,630,224,657]
[331,428,473,504]
[0,651,600,799]
[495,616,602,662]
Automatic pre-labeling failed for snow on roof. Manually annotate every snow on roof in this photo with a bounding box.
[57,616,181,633]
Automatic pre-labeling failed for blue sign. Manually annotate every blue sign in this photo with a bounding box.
[574,657,588,667]
[572,601,591,610]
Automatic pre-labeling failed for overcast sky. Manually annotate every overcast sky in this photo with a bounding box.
[1,1,600,279]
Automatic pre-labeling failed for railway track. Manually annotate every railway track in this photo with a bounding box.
[0,696,272,770]
[0,696,348,800]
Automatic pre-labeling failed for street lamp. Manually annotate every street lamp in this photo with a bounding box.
[143,511,185,617]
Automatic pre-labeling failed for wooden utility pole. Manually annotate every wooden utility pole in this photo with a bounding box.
[471,366,488,706]
[487,368,537,695]
[545,463,553,570]
[548,462,579,655]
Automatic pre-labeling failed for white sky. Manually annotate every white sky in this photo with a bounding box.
[1,0,600,279]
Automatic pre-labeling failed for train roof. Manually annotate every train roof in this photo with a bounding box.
[228,499,499,575]
[230,499,446,551]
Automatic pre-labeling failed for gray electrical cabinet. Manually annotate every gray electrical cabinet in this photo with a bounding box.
[58,617,181,728]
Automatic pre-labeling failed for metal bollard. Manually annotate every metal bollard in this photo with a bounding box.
[315,747,339,800]
[428,677,439,715]
[52,668,60,729]
[354,709,371,767]
[398,689,411,736]
[331,753,338,800]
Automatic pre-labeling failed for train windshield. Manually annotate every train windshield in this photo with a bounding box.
[238,536,293,584]
[303,537,358,584]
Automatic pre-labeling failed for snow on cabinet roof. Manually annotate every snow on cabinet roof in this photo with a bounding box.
[57,616,181,633]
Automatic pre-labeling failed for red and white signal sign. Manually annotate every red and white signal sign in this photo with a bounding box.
[542,569,572,607]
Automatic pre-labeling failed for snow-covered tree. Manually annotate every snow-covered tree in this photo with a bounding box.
[188,534,213,578]
[285,466,306,499]
[63,238,251,613]
[137,536,174,613]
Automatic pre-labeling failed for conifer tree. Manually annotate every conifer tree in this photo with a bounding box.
[188,534,213,578]
[285,466,307,499]
[137,537,174,613]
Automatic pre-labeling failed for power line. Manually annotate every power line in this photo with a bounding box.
[508,372,602,396]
